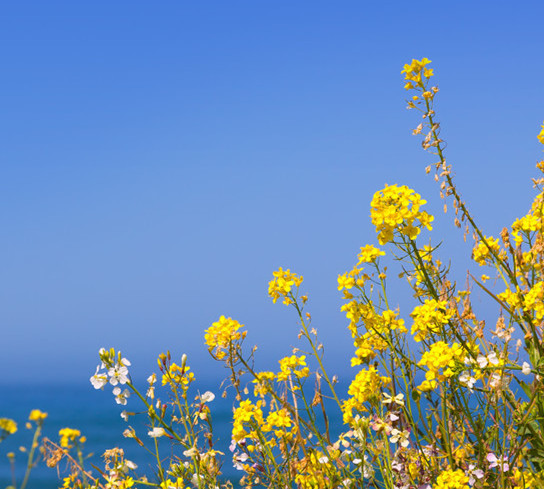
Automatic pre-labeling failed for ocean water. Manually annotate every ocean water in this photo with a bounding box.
[0,382,242,489]
[1,380,354,489]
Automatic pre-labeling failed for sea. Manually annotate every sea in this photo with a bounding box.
[0,381,243,489]
[0,382,347,489]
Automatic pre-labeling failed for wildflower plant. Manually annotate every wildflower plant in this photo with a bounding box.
[3,58,544,488]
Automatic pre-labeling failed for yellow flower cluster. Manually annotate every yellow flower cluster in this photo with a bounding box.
[512,190,544,246]
[370,184,434,244]
[401,58,434,90]
[513,468,538,488]
[161,363,195,388]
[29,409,48,422]
[277,354,310,381]
[357,244,386,264]
[0,417,17,436]
[410,299,453,342]
[232,399,264,443]
[294,451,338,489]
[342,366,391,422]
[59,427,83,448]
[538,122,544,144]
[268,267,303,305]
[204,315,247,360]
[262,408,293,441]
[252,371,276,397]
[497,287,523,311]
[523,281,544,321]
[472,236,503,266]
[418,341,465,391]
[435,468,470,489]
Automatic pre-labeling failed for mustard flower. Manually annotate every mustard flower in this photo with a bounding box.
[28,409,48,422]
[0,418,17,436]
[357,244,385,264]
[410,299,452,342]
[161,362,195,388]
[232,399,264,442]
[401,58,433,88]
[472,236,503,266]
[204,315,247,360]
[346,366,391,412]
[434,468,470,489]
[418,341,465,389]
[277,354,310,381]
[268,267,303,304]
[59,427,82,448]
[538,121,544,144]
[370,184,433,244]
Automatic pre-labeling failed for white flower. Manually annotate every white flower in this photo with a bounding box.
[459,371,476,390]
[183,447,198,457]
[389,428,410,448]
[90,366,108,390]
[487,452,509,472]
[489,372,509,390]
[148,427,166,438]
[353,454,374,478]
[522,362,532,375]
[108,365,129,386]
[120,410,129,421]
[487,351,499,365]
[382,392,405,406]
[318,455,329,464]
[477,354,488,369]
[233,452,249,470]
[113,387,130,405]
[200,391,215,403]
[466,463,484,485]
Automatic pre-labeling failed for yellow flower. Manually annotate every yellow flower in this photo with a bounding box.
[370,184,433,244]
[337,272,355,291]
[252,371,276,397]
[418,341,465,390]
[341,366,391,422]
[161,363,195,388]
[401,58,433,88]
[232,399,264,442]
[435,468,470,489]
[204,315,247,360]
[538,121,544,144]
[0,418,17,436]
[59,427,82,448]
[472,235,503,265]
[268,267,303,304]
[277,355,310,381]
[28,409,48,422]
[410,299,452,342]
[357,244,385,264]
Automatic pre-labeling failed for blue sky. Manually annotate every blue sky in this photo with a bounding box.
[1,1,543,384]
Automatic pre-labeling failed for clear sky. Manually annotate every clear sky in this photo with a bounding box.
[1,1,543,384]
